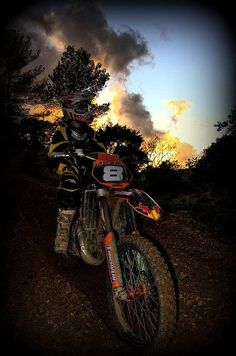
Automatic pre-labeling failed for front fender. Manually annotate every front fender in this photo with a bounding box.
[111,188,161,221]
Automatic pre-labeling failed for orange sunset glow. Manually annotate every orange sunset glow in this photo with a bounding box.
[142,131,199,167]
[96,87,198,166]
[28,104,63,122]
[11,0,234,168]
[28,88,199,167]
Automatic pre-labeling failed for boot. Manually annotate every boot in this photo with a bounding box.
[54,209,76,254]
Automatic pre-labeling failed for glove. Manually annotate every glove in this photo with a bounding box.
[65,143,75,154]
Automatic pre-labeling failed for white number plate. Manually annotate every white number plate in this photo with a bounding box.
[103,165,124,182]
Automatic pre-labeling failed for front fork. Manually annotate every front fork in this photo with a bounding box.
[97,189,128,301]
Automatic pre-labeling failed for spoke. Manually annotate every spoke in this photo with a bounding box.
[126,302,135,331]
[129,252,141,288]
[148,294,159,307]
[129,300,146,341]
[130,250,138,286]
[133,301,144,340]
[137,252,146,273]
[146,303,159,324]
[118,246,160,343]
[120,297,158,342]
[123,301,139,337]
[135,252,144,283]
[146,280,158,291]
[121,254,129,285]
[135,301,151,341]
[131,251,144,288]
[130,270,139,287]
[135,301,147,337]
[121,252,132,286]
[125,250,133,271]
[137,298,158,331]
[121,252,129,270]
[124,251,134,286]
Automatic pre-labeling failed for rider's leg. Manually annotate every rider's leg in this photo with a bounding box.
[54,169,80,255]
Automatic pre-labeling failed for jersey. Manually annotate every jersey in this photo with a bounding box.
[48,118,106,175]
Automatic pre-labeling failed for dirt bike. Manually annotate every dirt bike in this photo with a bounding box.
[49,148,177,352]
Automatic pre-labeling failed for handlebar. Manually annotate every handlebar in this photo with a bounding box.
[48,150,151,166]
[48,149,96,160]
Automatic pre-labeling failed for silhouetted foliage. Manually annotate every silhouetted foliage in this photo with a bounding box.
[193,135,236,193]
[18,117,55,150]
[2,27,236,242]
[214,105,236,135]
[227,106,236,135]
[0,29,44,119]
[0,29,45,151]
[142,134,177,167]
[185,106,236,241]
[193,106,236,195]
[96,123,147,173]
[141,161,182,197]
[44,46,110,118]
[185,157,199,171]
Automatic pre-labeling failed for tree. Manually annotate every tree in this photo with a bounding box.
[193,106,236,194]
[45,45,110,118]
[17,117,54,150]
[0,29,44,123]
[142,134,177,167]
[193,134,236,192]
[141,160,182,197]
[214,105,236,136]
[0,29,45,151]
[185,157,199,171]
[227,106,236,136]
[96,123,147,173]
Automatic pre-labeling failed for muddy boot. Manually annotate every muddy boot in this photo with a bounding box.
[54,209,76,255]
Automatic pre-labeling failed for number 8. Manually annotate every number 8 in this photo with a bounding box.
[103,166,123,181]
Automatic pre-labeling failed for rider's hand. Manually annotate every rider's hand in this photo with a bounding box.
[65,144,75,154]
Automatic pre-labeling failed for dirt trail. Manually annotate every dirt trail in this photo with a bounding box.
[1,150,235,356]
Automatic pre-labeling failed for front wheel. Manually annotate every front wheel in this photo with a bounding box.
[107,234,177,353]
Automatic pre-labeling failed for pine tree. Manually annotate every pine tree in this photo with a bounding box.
[0,29,44,123]
[0,29,45,149]
[46,45,110,117]
[96,124,147,172]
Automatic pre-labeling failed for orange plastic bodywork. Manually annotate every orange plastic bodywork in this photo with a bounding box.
[92,154,133,189]
[96,153,120,162]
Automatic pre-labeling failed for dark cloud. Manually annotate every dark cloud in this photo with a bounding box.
[11,0,150,76]
[10,0,156,136]
[27,30,59,75]
[118,92,159,138]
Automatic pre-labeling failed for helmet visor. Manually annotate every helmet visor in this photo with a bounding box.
[74,100,90,114]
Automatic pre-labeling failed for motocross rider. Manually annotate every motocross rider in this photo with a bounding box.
[47,92,106,256]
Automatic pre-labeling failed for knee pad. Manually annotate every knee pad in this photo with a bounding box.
[57,187,79,210]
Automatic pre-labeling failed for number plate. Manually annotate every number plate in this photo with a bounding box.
[103,165,124,182]
[92,159,132,189]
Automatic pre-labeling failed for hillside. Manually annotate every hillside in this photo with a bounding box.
[0,149,235,356]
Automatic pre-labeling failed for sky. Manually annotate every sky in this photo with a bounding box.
[7,0,236,160]
[100,2,235,151]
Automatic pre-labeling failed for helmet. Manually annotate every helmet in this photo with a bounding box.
[62,92,94,124]
[67,120,93,142]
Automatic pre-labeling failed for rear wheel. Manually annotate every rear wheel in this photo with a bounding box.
[107,234,177,353]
